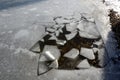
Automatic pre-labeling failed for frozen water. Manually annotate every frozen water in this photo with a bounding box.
[93,39,103,48]
[46,27,56,33]
[97,48,106,66]
[30,41,40,53]
[39,54,49,61]
[80,48,95,60]
[29,7,37,11]
[56,40,66,45]
[92,47,109,67]
[64,48,79,59]
[78,20,100,39]
[49,35,57,40]
[14,29,29,39]
[55,31,60,37]
[77,21,84,31]
[65,31,77,40]
[77,19,100,39]
[42,45,61,60]
[79,31,99,39]
[38,62,49,75]
[92,48,99,53]
[81,13,95,22]
[0,0,119,80]
[49,60,59,69]
[72,12,81,21]
[85,22,100,37]
[55,17,71,24]
[77,59,91,69]
[66,22,78,32]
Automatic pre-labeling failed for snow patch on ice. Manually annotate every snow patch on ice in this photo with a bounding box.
[29,7,37,11]
[0,43,9,49]
[53,1,60,5]
[53,78,58,80]
[0,13,12,17]
[8,30,13,34]
[14,47,36,58]
[14,30,29,39]
[36,14,40,17]
[0,32,6,35]
[23,12,29,14]
[43,10,50,13]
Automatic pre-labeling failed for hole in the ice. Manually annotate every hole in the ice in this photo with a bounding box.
[30,14,108,75]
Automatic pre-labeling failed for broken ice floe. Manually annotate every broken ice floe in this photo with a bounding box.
[66,22,78,32]
[46,27,56,33]
[65,31,77,40]
[77,21,84,31]
[30,41,40,53]
[56,40,66,45]
[78,22,100,39]
[49,34,57,40]
[49,60,59,69]
[64,48,79,59]
[54,16,71,24]
[80,48,95,60]
[39,51,56,61]
[42,45,61,60]
[79,31,99,39]
[55,30,60,37]
[38,62,49,75]
[77,59,91,69]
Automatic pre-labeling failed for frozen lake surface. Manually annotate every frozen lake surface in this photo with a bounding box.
[0,0,120,80]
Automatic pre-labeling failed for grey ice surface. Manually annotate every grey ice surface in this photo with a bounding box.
[80,48,95,60]
[0,0,120,80]
[77,59,91,69]
[64,49,79,59]
[42,45,60,60]
[65,31,77,40]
